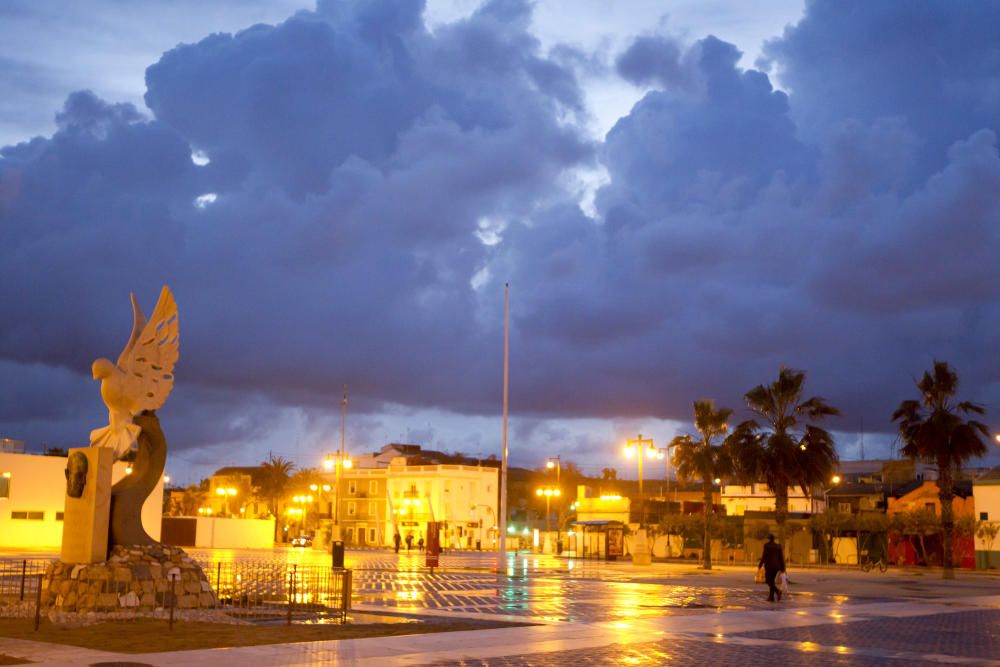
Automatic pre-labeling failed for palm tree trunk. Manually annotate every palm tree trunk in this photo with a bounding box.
[702,477,713,570]
[938,462,955,579]
[775,480,789,548]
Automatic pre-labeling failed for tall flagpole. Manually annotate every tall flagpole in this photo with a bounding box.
[498,283,510,573]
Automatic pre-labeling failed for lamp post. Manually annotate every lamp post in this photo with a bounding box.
[625,434,655,526]
[546,456,561,484]
[216,486,237,516]
[654,445,676,502]
[535,487,561,533]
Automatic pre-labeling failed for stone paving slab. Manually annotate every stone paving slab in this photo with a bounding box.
[422,637,956,666]
[734,609,1000,660]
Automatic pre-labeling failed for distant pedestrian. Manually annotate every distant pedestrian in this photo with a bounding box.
[405,533,414,552]
[394,532,401,553]
[757,534,786,602]
[418,536,425,551]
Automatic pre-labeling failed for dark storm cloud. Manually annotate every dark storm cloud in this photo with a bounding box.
[1,0,1000,463]
[0,0,591,454]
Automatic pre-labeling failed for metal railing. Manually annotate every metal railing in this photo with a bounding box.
[0,557,351,627]
[0,559,48,603]
[196,559,352,623]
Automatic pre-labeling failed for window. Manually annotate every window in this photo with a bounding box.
[346,528,354,543]
[348,502,357,517]
[55,512,64,521]
[837,502,852,513]
[368,501,377,516]
[11,511,43,520]
[981,512,990,521]
[369,480,377,494]
[0,473,10,498]
[368,528,376,543]
[348,481,357,495]
[925,502,936,514]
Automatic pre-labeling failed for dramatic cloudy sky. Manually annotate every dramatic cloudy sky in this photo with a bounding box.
[2,0,1000,484]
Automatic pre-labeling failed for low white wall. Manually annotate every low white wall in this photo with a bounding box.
[195,517,274,549]
[0,453,162,550]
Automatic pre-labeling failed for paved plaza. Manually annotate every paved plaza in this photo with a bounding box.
[2,549,1000,665]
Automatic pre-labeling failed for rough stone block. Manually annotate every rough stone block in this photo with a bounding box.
[97,593,118,609]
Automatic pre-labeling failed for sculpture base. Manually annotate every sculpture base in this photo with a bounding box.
[41,545,216,613]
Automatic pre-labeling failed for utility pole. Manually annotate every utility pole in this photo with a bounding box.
[498,284,510,574]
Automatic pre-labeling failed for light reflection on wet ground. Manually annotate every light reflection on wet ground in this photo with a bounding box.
[178,549,902,625]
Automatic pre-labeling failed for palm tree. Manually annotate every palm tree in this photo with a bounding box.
[259,453,296,541]
[671,400,733,570]
[729,367,840,547]
[892,360,989,579]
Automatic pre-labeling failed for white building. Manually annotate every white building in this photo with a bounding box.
[974,466,1000,569]
[721,483,825,516]
[0,438,25,454]
[332,456,499,550]
[0,452,163,551]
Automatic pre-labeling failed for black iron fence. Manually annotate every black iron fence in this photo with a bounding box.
[196,559,352,623]
[0,557,351,627]
[0,559,48,603]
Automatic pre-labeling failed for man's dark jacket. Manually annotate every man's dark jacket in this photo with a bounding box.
[759,541,785,571]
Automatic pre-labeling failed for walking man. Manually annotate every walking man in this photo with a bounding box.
[405,532,414,552]
[394,531,401,553]
[758,534,786,602]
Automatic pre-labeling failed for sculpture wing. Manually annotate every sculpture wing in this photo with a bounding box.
[121,286,179,412]
[116,293,148,368]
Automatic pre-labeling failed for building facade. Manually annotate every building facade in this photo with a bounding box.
[973,467,1000,568]
[0,451,162,550]
[721,483,825,516]
[327,457,499,550]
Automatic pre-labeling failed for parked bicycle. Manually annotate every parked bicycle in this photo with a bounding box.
[860,551,888,573]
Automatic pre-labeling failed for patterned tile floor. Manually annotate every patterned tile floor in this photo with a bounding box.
[5,549,1000,666]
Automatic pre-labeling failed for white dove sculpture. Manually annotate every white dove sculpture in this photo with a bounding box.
[90,286,179,459]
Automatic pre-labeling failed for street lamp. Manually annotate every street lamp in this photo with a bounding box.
[546,456,561,483]
[624,434,656,496]
[216,486,237,515]
[535,487,561,533]
[625,434,655,528]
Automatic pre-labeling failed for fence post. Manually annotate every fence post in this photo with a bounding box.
[286,568,294,626]
[169,574,177,631]
[33,573,42,631]
[341,569,352,624]
[216,562,222,590]
[20,560,27,601]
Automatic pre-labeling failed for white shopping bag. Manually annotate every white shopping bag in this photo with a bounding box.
[777,571,790,596]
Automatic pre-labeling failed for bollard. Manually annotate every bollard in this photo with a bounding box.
[20,560,26,601]
[169,574,177,631]
[33,573,42,631]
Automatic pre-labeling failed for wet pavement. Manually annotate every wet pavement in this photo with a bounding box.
[5,548,1000,665]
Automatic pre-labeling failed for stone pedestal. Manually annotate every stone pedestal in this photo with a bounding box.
[631,529,652,565]
[41,545,216,613]
[61,447,114,564]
